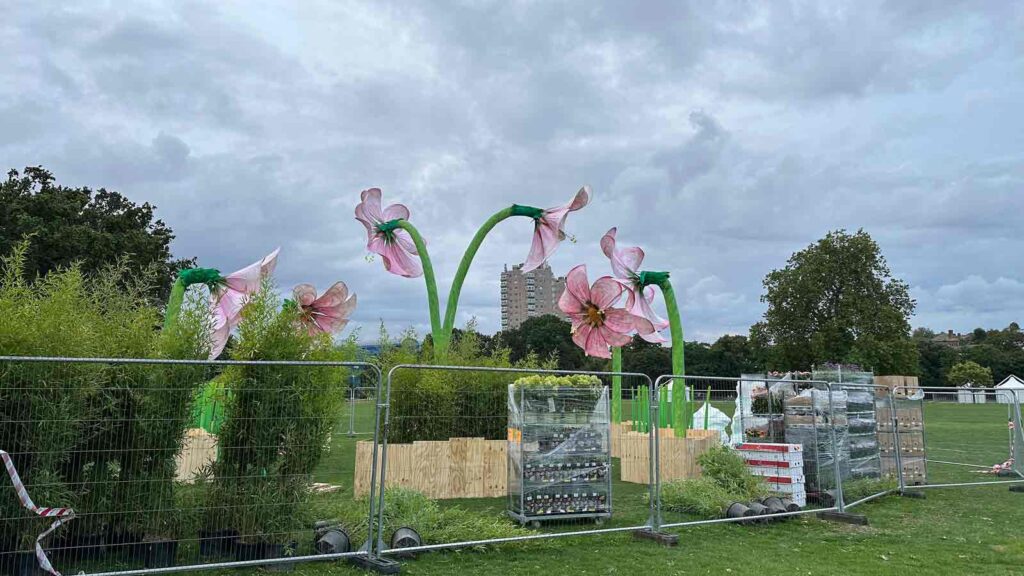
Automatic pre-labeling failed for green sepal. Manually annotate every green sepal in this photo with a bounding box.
[377,219,404,234]
[511,204,545,219]
[638,270,671,287]
[178,267,223,288]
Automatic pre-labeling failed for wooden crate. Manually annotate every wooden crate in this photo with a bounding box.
[619,428,720,484]
[175,428,217,482]
[354,437,507,499]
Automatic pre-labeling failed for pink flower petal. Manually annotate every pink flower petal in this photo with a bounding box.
[597,324,633,349]
[589,276,624,310]
[380,240,423,278]
[602,308,649,336]
[293,283,318,307]
[572,322,609,359]
[521,186,590,272]
[563,265,592,307]
[600,228,643,280]
[394,229,420,256]
[359,188,385,222]
[382,203,411,222]
[260,248,280,277]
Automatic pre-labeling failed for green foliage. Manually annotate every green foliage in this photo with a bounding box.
[385,322,546,443]
[0,242,204,547]
[329,488,528,548]
[499,314,586,370]
[947,360,993,388]
[755,229,917,374]
[207,282,354,541]
[659,477,736,517]
[0,167,194,304]
[513,374,601,387]
[697,446,768,500]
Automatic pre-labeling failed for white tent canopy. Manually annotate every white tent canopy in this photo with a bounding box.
[995,375,1024,404]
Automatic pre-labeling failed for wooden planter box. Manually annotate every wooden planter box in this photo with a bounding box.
[618,428,720,484]
[175,428,217,482]
[354,437,506,499]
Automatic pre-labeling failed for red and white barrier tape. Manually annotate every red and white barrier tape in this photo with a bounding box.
[1,450,75,576]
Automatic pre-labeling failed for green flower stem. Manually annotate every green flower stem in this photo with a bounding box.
[612,347,622,423]
[437,204,543,358]
[162,267,223,332]
[645,273,688,437]
[394,220,443,352]
[162,277,188,332]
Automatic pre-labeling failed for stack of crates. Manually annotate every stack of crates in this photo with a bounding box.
[736,443,806,506]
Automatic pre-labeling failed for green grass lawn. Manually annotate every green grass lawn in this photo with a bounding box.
[284,398,1024,575]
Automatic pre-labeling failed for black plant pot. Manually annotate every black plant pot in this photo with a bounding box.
[315,529,351,555]
[390,527,421,558]
[746,502,770,523]
[106,531,143,558]
[760,497,787,515]
[779,498,801,512]
[3,551,42,576]
[235,541,294,572]
[198,530,239,558]
[52,533,106,562]
[141,538,178,569]
[725,502,755,523]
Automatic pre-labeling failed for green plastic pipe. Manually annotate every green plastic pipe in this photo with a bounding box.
[612,347,622,423]
[392,220,442,354]
[438,205,543,359]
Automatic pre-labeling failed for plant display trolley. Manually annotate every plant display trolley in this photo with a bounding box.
[507,376,612,527]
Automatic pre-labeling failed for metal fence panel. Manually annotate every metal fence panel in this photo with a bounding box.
[370,365,655,558]
[0,356,379,576]
[894,386,1024,490]
[649,375,842,531]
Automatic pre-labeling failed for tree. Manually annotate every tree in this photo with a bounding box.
[947,360,993,388]
[497,314,585,370]
[0,166,193,303]
[753,229,917,374]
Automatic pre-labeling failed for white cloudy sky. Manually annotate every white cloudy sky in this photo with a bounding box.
[3,1,1023,343]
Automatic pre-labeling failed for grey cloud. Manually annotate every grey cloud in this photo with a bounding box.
[1,0,1022,342]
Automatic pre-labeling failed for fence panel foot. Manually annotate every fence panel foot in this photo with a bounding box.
[818,511,869,526]
[350,556,402,574]
[633,529,679,546]
[1010,485,1024,493]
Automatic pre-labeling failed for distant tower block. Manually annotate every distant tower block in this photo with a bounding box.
[500,263,567,331]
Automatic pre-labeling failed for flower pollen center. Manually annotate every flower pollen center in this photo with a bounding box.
[584,302,605,327]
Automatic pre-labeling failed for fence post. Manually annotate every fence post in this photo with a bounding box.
[818,382,868,525]
[350,365,400,574]
[633,375,678,546]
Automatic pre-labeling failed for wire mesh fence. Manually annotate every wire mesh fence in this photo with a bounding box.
[367,365,655,558]
[892,386,1024,490]
[649,375,846,531]
[5,355,1023,575]
[0,357,379,576]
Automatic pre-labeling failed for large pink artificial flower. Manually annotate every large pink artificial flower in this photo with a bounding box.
[208,248,280,359]
[600,227,670,342]
[522,187,590,272]
[292,282,357,335]
[354,188,422,278]
[558,264,653,359]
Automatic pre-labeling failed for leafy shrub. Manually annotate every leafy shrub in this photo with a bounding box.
[206,282,354,542]
[697,445,768,500]
[328,488,529,548]
[385,324,547,444]
[0,244,174,550]
[659,478,735,517]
